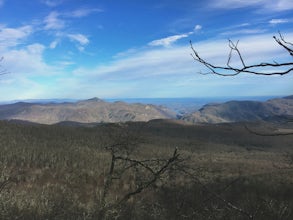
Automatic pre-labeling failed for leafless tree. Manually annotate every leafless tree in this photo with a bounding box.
[190,32,293,76]
[97,123,182,220]
[96,123,261,219]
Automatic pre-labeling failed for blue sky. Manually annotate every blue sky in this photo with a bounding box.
[0,0,292,100]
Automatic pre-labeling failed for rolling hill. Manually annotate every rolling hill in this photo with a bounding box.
[0,97,176,124]
[181,96,293,123]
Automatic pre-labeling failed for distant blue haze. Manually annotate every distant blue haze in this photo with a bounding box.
[0,96,281,114]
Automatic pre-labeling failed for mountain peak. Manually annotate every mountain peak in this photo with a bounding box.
[81,97,105,103]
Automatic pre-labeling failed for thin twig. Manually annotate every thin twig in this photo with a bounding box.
[190,33,293,76]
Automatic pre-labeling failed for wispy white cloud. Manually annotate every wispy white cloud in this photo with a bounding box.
[67,34,89,45]
[209,0,293,11]
[194,25,202,31]
[49,40,59,49]
[220,28,267,36]
[0,40,67,100]
[0,0,4,7]
[149,24,202,48]
[67,7,103,18]
[273,0,293,11]
[42,9,94,51]
[0,25,33,49]
[43,7,101,31]
[148,33,189,47]
[55,60,75,66]
[209,0,263,9]
[4,43,47,73]
[44,11,65,30]
[269,18,289,25]
[66,33,89,52]
[41,0,64,7]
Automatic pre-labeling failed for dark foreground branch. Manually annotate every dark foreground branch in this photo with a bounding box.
[190,32,293,76]
[98,147,181,220]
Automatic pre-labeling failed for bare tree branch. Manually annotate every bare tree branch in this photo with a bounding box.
[190,32,293,76]
[114,148,180,207]
[97,124,183,220]
[98,148,181,219]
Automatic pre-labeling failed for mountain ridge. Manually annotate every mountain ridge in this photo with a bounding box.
[0,96,292,125]
[0,98,176,124]
[182,96,293,124]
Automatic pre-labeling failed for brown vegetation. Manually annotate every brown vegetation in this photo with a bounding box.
[0,119,293,219]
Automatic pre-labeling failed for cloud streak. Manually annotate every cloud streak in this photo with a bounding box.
[209,0,293,11]
[67,33,89,51]
[3,43,54,76]
[269,18,289,24]
[220,28,267,36]
[0,25,33,49]
[148,33,192,47]
[49,40,59,49]
[194,25,202,31]
[67,34,89,45]
[41,0,64,7]
[67,8,103,18]
[148,24,202,48]
[44,11,65,30]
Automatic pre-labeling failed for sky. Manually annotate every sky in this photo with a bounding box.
[0,0,292,100]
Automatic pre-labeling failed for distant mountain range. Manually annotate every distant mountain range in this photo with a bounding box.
[181,95,293,123]
[0,97,176,124]
[0,96,292,125]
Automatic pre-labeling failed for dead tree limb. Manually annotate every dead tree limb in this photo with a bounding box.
[98,124,182,219]
[190,32,293,76]
[98,148,181,219]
